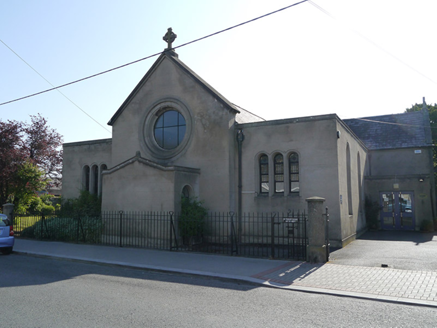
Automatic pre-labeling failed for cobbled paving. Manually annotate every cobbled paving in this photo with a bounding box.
[253,262,437,302]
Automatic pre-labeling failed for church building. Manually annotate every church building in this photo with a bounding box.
[62,30,435,247]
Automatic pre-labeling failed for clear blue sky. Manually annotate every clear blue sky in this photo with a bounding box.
[1,0,436,143]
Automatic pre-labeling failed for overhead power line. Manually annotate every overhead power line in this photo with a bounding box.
[308,0,437,85]
[0,39,111,133]
[172,0,308,51]
[0,0,308,108]
[0,46,162,107]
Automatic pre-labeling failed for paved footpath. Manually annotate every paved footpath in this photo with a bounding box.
[253,261,437,307]
[13,239,437,308]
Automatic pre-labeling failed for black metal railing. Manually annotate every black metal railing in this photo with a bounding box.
[13,210,307,260]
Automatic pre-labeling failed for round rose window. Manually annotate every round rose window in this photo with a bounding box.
[154,110,186,150]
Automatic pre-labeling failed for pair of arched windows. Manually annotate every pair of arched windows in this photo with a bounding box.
[259,152,300,195]
[82,164,107,196]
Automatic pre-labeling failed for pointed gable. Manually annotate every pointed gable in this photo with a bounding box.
[108,50,239,126]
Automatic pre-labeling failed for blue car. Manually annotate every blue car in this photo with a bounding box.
[0,214,14,255]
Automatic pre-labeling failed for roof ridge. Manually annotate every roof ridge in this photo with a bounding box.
[345,111,422,122]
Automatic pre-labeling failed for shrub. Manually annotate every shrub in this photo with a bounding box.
[178,197,208,242]
[23,216,103,243]
[28,196,44,214]
[41,204,55,216]
[20,224,35,238]
[60,190,101,217]
[19,194,59,215]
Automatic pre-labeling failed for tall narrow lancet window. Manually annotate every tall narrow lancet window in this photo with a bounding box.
[346,144,353,215]
[83,166,90,192]
[91,165,98,195]
[289,152,300,194]
[259,154,269,194]
[274,154,284,193]
[357,152,362,213]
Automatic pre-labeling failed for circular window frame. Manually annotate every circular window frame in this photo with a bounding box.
[142,99,193,159]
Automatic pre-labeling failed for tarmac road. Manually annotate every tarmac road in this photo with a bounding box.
[329,231,437,271]
[10,233,437,309]
[2,255,436,328]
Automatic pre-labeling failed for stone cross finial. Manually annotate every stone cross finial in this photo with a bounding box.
[163,27,177,50]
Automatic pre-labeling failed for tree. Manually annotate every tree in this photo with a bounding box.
[0,115,63,210]
[12,161,47,214]
[24,114,63,187]
[0,120,26,206]
[405,102,437,128]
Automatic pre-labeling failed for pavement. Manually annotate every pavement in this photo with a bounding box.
[12,238,437,308]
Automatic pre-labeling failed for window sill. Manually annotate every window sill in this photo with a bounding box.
[257,193,269,198]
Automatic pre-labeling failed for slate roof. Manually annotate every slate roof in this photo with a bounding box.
[233,104,265,124]
[344,111,432,150]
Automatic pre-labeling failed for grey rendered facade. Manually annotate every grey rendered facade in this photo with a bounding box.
[345,110,435,231]
[62,49,435,247]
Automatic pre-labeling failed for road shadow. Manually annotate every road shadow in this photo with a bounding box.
[0,253,258,292]
[358,230,436,244]
[252,261,323,286]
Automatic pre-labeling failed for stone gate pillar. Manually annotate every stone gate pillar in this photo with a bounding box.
[306,197,327,263]
[2,203,14,223]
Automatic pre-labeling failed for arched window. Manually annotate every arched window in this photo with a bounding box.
[91,165,98,195]
[289,152,299,194]
[346,144,352,215]
[82,165,90,192]
[357,152,362,213]
[274,154,284,193]
[182,185,191,199]
[259,154,269,194]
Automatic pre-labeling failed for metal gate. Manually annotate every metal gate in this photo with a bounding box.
[270,211,307,260]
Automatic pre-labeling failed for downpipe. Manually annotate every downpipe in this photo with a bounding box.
[236,129,245,244]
